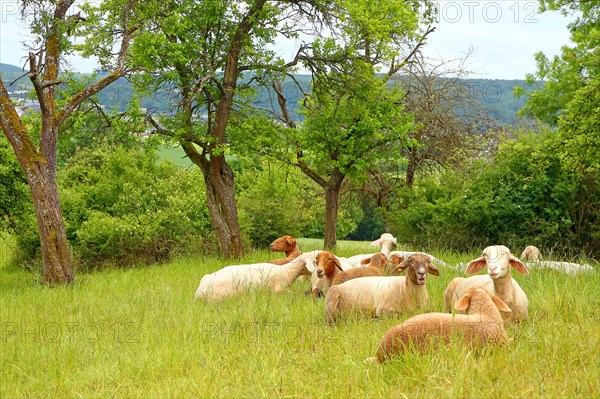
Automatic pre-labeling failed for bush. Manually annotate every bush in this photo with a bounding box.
[386,130,600,257]
[16,145,214,269]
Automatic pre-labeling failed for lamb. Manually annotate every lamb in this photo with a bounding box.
[324,253,440,324]
[520,245,594,275]
[331,253,391,286]
[268,235,302,265]
[444,245,529,322]
[194,258,312,302]
[368,287,511,363]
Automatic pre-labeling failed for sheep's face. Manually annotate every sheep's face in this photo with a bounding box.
[269,235,296,252]
[466,245,529,278]
[315,251,343,278]
[392,253,439,285]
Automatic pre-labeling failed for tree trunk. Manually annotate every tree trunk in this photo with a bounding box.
[0,83,73,284]
[323,170,345,250]
[406,146,418,188]
[205,155,244,258]
[26,161,73,284]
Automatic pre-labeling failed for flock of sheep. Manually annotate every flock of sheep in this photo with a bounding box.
[194,233,594,363]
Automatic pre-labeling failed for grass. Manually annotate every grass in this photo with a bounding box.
[1,238,599,398]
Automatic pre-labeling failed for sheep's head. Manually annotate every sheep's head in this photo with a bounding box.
[269,235,297,252]
[371,233,397,247]
[315,251,343,278]
[391,253,439,285]
[520,245,542,262]
[360,253,388,269]
[454,287,512,314]
[466,245,529,279]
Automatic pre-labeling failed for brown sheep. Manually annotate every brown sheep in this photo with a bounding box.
[370,287,511,363]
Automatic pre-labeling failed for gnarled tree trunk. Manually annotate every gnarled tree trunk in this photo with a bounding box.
[323,170,345,250]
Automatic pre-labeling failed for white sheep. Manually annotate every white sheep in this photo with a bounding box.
[444,245,529,322]
[194,259,312,301]
[268,235,302,265]
[368,287,511,363]
[324,253,440,323]
[520,245,594,275]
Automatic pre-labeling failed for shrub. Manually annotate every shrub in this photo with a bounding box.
[16,145,214,269]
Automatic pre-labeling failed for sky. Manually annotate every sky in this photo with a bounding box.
[0,0,575,80]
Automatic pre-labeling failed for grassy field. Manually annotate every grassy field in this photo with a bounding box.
[1,237,599,398]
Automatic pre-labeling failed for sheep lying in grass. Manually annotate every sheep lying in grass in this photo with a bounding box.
[345,233,398,266]
[520,245,542,262]
[269,235,302,265]
[520,245,594,275]
[368,287,511,363]
[444,245,529,322]
[324,253,439,324]
[194,259,312,302]
[332,253,391,286]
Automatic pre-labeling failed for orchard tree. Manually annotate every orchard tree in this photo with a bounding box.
[133,0,434,255]
[397,51,490,187]
[257,1,436,248]
[0,0,141,284]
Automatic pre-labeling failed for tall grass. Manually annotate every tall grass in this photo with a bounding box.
[1,239,598,398]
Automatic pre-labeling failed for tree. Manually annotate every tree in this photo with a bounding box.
[133,0,433,254]
[517,0,599,125]
[396,51,490,187]
[255,0,435,249]
[516,0,599,253]
[0,0,140,284]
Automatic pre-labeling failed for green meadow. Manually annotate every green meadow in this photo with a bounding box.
[1,237,599,398]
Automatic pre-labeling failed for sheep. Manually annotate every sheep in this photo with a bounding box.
[520,245,594,275]
[368,287,511,363]
[331,253,390,286]
[324,253,440,324]
[268,235,302,265]
[444,245,529,322]
[194,258,312,302]
[345,233,398,266]
[520,245,542,262]
[307,251,345,297]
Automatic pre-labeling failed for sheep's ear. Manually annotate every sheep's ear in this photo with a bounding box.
[286,237,296,245]
[454,292,471,311]
[391,260,409,275]
[332,257,344,272]
[427,263,440,276]
[304,259,316,273]
[361,257,371,265]
[509,255,529,275]
[389,255,404,267]
[490,294,512,313]
[465,257,486,274]
[370,238,382,247]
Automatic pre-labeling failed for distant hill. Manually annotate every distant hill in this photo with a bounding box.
[1,63,532,125]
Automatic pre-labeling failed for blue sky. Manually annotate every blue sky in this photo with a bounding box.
[0,0,575,80]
